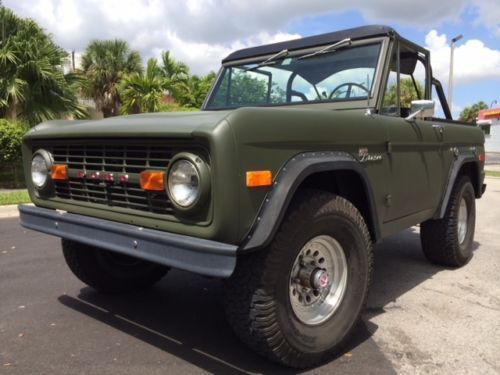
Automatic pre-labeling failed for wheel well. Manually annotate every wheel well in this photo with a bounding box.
[457,161,480,198]
[297,170,378,242]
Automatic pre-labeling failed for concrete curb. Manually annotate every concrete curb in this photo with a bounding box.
[0,204,32,219]
[485,166,500,172]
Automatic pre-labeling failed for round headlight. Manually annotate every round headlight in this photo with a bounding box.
[31,153,49,188]
[167,159,200,208]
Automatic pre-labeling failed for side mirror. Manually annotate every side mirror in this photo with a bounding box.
[405,100,435,121]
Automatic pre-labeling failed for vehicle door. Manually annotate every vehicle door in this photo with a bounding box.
[379,42,445,222]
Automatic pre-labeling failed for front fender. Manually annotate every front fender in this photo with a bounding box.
[240,151,381,251]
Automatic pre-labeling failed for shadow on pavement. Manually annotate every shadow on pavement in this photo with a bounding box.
[367,227,480,316]
[57,227,479,373]
[58,281,380,374]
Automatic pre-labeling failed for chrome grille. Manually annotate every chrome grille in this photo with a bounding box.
[52,144,172,173]
[42,142,204,215]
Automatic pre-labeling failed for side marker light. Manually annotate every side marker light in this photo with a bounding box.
[246,170,272,188]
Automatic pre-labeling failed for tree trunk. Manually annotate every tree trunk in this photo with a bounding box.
[113,98,120,117]
[6,103,17,122]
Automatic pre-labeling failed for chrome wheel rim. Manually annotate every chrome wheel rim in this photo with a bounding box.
[289,235,348,325]
[457,198,468,244]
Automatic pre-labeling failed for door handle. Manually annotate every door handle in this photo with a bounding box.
[432,124,444,134]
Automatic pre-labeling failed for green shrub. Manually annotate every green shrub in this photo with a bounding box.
[0,119,26,163]
[0,119,27,188]
[159,103,199,112]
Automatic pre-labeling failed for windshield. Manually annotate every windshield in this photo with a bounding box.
[205,43,381,110]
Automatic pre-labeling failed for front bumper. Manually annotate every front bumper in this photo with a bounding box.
[19,205,237,278]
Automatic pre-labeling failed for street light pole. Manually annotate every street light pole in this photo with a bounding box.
[448,34,463,113]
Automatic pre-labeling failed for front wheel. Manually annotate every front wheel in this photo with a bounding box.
[224,191,373,368]
[62,239,169,293]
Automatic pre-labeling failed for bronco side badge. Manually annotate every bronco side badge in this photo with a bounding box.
[358,147,382,162]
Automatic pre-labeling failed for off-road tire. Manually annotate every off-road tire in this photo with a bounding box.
[62,239,169,293]
[224,190,373,368]
[420,176,476,267]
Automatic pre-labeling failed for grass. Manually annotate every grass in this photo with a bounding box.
[485,170,500,178]
[0,190,31,206]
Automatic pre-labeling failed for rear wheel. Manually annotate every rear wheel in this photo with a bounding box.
[224,190,373,368]
[62,239,169,293]
[420,176,476,267]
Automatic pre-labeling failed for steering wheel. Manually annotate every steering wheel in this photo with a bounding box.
[329,82,369,99]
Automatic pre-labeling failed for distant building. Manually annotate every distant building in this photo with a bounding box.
[477,107,500,153]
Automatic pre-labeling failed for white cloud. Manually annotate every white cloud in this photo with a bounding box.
[150,31,300,75]
[4,0,304,74]
[425,30,500,86]
[473,0,500,36]
[3,0,499,77]
[359,0,466,28]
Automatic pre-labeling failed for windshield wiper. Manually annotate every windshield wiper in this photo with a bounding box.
[298,38,352,60]
[243,49,289,72]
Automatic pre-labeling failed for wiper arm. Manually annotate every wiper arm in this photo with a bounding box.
[298,38,352,60]
[243,49,289,72]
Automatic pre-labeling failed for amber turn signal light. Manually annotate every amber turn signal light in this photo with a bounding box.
[50,164,68,181]
[246,170,272,187]
[140,170,165,191]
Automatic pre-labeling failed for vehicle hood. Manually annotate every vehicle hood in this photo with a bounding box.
[24,111,233,140]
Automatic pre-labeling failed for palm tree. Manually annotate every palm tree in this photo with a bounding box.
[119,58,167,114]
[0,6,86,125]
[383,77,425,109]
[159,51,190,101]
[81,39,142,117]
[459,101,488,123]
[176,72,216,108]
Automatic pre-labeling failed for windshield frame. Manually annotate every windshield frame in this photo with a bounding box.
[203,36,389,111]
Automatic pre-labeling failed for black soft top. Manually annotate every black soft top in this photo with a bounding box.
[222,25,398,63]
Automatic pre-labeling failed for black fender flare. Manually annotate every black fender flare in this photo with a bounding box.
[240,151,381,251]
[434,155,484,219]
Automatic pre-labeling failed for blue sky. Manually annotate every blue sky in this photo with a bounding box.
[5,0,500,116]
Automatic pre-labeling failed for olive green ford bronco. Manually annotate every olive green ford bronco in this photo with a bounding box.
[19,25,486,368]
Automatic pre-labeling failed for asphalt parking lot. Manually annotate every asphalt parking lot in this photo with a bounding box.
[1,177,499,374]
